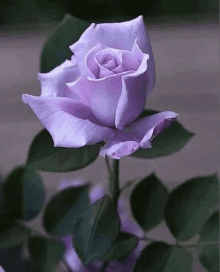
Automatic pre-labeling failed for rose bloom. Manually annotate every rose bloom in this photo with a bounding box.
[22,16,178,159]
[57,179,146,271]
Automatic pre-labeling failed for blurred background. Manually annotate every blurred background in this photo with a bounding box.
[0,1,219,271]
[0,0,219,25]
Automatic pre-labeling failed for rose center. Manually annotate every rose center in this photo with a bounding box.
[98,53,113,65]
[105,55,113,65]
[96,51,119,72]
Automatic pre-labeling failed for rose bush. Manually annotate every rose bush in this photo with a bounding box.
[22,15,178,159]
[57,179,146,271]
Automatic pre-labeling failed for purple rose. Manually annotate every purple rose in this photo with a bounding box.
[22,16,178,159]
[57,180,146,271]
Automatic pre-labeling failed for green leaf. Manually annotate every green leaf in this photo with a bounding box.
[43,184,90,236]
[0,210,16,236]
[164,174,219,241]
[131,109,195,159]
[101,231,139,262]
[133,242,193,272]
[40,14,90,73]
[200,210,219,242]
[3,166,45,221]
[130,173,168,232]
[28,236,65,272]
[26,129,102,172]
[0,223,31,249]
[0,185,17,234]
[73,195,120,265]
[199,244,219,272]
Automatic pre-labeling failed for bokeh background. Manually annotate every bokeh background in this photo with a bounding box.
[0,0,219,271]
[0,0,219,24]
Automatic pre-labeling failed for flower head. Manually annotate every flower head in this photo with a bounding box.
[22,16,178,159]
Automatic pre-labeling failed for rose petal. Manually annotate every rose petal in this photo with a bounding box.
[99,48,122,65]
[95,50,116,78]
[128,111,179,148]
[60,234,101,271]
[38,59,80,99]
[97,48,126,75]
[22,94,115,147]
[59,235,89,272]
[85,43,106,78]
[66,75,91,107]
[131,37,155,94]
[89,184,106,205]
[117,197,144,237]
[101,56,117,71]
[100,111,178,159]
[121,50,140,71]
[115,40,150,130]
[58,179,88,191]
[99,131,141,159]
[70,16,155,84]
[98,65,115,78]
[68,71,132,127]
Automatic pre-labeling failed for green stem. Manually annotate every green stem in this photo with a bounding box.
[105,156,113,181]
[112,159,120,208]
[103,157,120,271]
[105,157,120,209]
